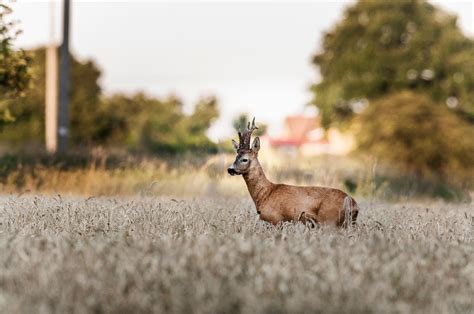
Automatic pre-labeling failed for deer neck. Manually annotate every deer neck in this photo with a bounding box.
[243,159,273,208]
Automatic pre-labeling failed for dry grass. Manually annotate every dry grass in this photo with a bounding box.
[1,153,359,197]
[0,195,473,314]
[3,152,470,201]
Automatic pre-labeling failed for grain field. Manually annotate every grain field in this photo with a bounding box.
[0,196,473,313]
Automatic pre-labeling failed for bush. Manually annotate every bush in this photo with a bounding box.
[356,91,474,182]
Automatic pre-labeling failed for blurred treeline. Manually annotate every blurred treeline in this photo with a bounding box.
[311,0,474,184]
[1,0,474,198]
[0,47,219,153]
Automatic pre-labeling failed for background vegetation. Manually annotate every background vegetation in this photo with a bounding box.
[356,92,474,182]
[311,0,474,183]
[0,47,219,153]
[0,3,31,123]
[0,0,473,200]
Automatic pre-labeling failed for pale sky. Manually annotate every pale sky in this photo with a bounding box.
[10,0,474,140]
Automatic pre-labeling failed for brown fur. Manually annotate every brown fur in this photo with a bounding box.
[228,120,358,227]
[242,158,358,227]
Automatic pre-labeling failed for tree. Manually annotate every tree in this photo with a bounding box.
[311,0,474,128]
[184,96,220,149]
[0,47,101,145]
[357,92,474,180]
[232,113,267,137]
[0,3,31,123]
[97,93,219,153]
[1,47,220,153]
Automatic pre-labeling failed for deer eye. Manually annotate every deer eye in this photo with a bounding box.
[241,158,248,163]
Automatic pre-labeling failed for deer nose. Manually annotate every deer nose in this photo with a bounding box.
[227,167,237,176]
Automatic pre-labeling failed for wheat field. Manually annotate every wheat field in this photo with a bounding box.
[0,195,473,314]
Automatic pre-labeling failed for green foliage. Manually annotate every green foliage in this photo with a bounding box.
[232,113,267,137]
[312,0,474,127]
[182,96,219,150]
[98,93,219,153]
[0,47,101,144]
[0,3,31,123]
[0,47,219,153]
[356,92,474,180]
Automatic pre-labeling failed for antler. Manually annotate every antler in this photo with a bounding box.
[237,117,258,152]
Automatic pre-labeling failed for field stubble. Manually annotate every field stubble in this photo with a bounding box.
[0,195,473,314]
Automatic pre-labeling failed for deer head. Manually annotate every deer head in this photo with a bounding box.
[227,117,260,176]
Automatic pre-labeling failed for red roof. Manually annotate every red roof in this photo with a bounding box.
[269,138,301,146]
[285,116,318,142]
[270,115,321,148]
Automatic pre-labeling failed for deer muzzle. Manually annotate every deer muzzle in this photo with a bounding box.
[227,167,240,176]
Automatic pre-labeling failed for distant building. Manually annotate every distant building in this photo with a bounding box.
[261,115,354,156]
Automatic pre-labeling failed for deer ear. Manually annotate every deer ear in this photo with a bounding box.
[232,139,239,151]
[251,137,260,152]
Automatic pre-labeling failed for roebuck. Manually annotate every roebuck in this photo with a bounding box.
[227,118,358,227]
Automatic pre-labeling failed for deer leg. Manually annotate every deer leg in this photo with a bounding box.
[297,211,318,228]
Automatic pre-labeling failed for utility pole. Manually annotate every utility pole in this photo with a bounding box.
[58,0,70,153]
[45,0,58,153]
